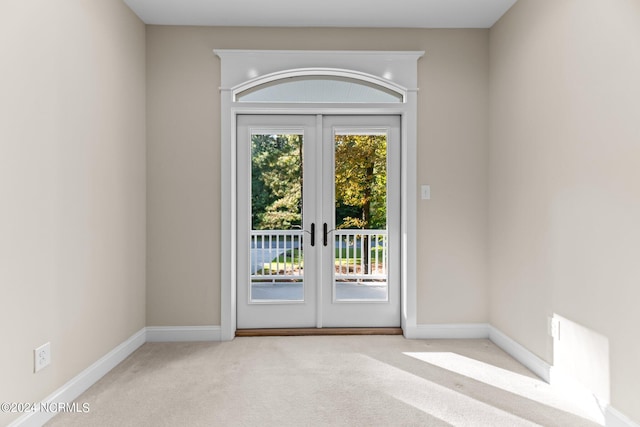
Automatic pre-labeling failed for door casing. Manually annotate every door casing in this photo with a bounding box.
[215,50,423,340]
[236,114,400,329]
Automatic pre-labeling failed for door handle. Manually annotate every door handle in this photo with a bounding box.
[323,223,336,246]
[323,223,328,247]
[310,223,315,247]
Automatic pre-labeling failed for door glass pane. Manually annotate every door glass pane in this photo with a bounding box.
[334,132,388,301]
[250,133,304,302]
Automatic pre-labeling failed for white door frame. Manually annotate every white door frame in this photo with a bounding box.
[215,50,424,340]
[236,115,401,329]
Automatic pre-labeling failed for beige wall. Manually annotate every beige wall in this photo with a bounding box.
[490,0,640,421]
[145,27,489,326]
[4,0,639,423]
[0,1,146,425]
[3,0,639,423]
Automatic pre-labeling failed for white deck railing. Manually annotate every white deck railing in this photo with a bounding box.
[250,229,387,283]
[250,230,304,280]
[334,229,387,282]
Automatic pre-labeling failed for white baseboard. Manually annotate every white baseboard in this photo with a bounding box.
[487,325,551,383]
[8,326,220,427]
[9,323,638,427]
[404,323,490,339]
[405,324,551,383]
[145,325,221,342]
[8,328,146,427]
[487,326,639,427]
[606,406,640,427]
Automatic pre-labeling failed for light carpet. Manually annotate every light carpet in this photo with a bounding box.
[46,336,602,426]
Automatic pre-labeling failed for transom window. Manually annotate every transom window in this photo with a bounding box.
[235,75,405,103]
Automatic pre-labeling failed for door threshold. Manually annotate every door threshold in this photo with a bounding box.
[235,327,403,337]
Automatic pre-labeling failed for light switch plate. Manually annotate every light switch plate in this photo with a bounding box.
[421,185,431,200]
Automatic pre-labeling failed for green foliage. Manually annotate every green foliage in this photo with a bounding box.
[251,134,303,230]
[251,132,387,232]
[334,134,387,230]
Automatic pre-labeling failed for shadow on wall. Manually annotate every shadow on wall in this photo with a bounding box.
[550,313,610,424]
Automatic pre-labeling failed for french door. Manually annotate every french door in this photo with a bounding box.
[237,115,400,329]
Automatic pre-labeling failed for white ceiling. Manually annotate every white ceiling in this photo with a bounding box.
[123,0,517,28]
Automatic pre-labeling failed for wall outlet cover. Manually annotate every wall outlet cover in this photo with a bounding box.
[34,342,51,372]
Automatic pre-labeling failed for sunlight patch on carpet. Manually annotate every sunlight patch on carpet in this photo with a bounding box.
[403,351,603,424]
[355,354,540,426]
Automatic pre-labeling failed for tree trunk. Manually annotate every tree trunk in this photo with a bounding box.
[362,165,374,275]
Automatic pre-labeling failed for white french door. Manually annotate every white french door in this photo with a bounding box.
[237,115,400,329]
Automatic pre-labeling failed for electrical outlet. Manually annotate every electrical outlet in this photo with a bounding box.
[34,342,51,372]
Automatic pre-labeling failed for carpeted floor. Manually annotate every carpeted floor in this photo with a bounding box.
[46,336,602,426]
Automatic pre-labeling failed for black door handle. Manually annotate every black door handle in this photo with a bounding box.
[310,223,315,247]
[323,223,328,247]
